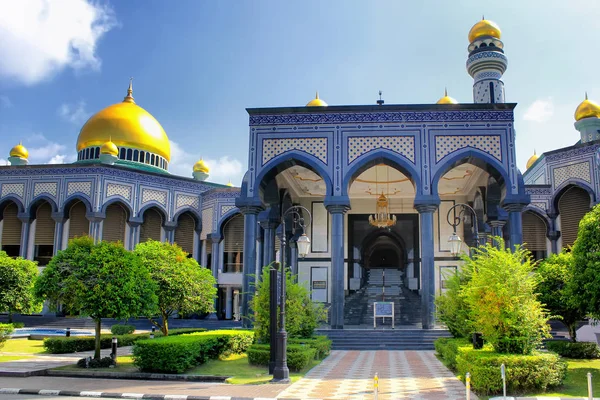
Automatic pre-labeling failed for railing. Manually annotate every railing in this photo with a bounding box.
[223,263,243,273]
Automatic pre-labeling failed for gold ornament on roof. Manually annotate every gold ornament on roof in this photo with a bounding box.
[436,88,458,104]
[9,142,28,159]
[574,92,600,121]
[306,91,328,107]
[193,158,210,173]
[100,138,119,156]
[526,150,539,169]
[468,18,501,43]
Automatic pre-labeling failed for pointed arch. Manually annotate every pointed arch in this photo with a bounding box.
[139,206,166,243]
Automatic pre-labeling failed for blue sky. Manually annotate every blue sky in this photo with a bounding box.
[0,0,599,185]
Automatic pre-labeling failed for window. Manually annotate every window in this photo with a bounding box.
[133,150,139,162]
[151,154,155,165]
[126,149,133,160]
[119,148,126,159]
[94,147,100,159]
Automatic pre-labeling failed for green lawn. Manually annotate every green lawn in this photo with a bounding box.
[529,358,600,398]
[0,339,46,362]
[55,353,319,384]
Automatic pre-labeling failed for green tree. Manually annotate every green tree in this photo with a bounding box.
[134,240,216,336]
[435,263,474,339]
[536,251,585,341]
[461,239,550,354]
[250,265,326,343]
[35,236,158,359]
[0,252,42,322]
[570,203,600,320]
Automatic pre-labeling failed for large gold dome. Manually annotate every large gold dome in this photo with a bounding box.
[468,19,501,43]
[574,94,600,121]
[76,83,171,162]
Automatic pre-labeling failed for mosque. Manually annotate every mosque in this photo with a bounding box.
[1,19,598,328]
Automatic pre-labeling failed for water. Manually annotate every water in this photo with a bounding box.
[12,328,94,337]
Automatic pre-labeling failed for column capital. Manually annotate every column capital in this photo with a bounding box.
[324,195,351,214]
[414,203,438,213]
[128,220,142,228]
[163,221,177,232]
[326,204,350,214]
[207,232,223,244]
[86,211,105,223]
[547,230,560,241]
[413,194,440,213]
[235,196,264,215]
[501,193,530,211]
[17,213,31,223]
[51,212,67,224]
[487,219,507,228]
[501,202,526,213]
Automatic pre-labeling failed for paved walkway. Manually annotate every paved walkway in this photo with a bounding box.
[277,350,476,399]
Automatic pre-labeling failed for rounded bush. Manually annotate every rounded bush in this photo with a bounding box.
[110,324,135,335]
[546,340,600,359]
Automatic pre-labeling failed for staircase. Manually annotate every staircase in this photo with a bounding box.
[344,268,422,327]
[316,328,452,350]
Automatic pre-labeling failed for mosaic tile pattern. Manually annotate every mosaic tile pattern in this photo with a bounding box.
[67,181,92,197]
[141,188,167,206]
[262,138,327,165]
[33,182,57,197]
[106,183,132,201]
[435,135,501,163]
[176,194,199,209]
[1,183,24,198]
[277,350,475,400]
[348,136,415,164]
[221,204,236,216]
[531,202,547,211]
[553,161,591,188]
[200,207,213,240]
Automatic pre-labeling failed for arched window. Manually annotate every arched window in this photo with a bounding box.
[522,211,547,260]
[85,148,90,159]
[34,202,55,265]
[558,186,591,248]
[151,154,155,165]
[126,149,133,160]
[223,214,244,273]
[133,150,139,162]
[1,202,22,257]
[139,208,163,242]
[140,151,145,164]
[119,148,126,159]
[68,201,90,240]
[175,212,196,256]
[145,152,150,163]
[94,147,100,159]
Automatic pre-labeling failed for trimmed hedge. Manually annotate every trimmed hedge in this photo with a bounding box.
[455,349,567,395]
[247,343,316,371]
[43,328,207,354]
[0,323,14,350]
[288,335,331,359]
[110,324,135,335]
[10,322,25,328]
[132,330,254,374]
[434,337,470,370]
[546,340,600,359]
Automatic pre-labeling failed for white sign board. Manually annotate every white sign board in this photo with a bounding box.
[373,301,395,329]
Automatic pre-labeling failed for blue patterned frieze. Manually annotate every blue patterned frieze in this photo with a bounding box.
[106,182,132,201]
[175,193,200,209]
[435,135,502,163]
[1,183,25,198]
[553,162,591,188]
[348,136,415,164]
[33,182,58,198]
[67,181,92,197]
[262,138,327,165]
[141,188,168,206]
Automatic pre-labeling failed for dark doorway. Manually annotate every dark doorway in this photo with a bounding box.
[365,235,402,269]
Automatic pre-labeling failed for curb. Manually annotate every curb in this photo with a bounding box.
[45,370,228,382]
[0,388,281,400]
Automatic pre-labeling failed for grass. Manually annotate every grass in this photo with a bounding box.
[528,358,600,398]
[0,339,46,362]
[54,353,320,385]
[0,355,34,362]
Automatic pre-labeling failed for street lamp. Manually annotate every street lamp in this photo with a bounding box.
[446,203,480,257]
[272,205,312,383]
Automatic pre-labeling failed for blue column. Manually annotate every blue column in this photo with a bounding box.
[325,201,350,330]
[504,203,525,249]
[289,236,298,278]
[547,212,559,254]
[51,213,66,255]
[488,219,507,248]
[255,225,264,280]
[415,200,439,330]
[207,233,222,320]
[237,204,262,328]
[163,222,177,243]
[17,214,31,259]
[259,209,278,268]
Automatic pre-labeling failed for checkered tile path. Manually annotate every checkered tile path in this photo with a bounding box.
[276,350,478,399]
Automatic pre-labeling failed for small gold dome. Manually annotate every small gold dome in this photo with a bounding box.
[77,80,171,162]
[468,19,501,43]
[574,93,600,121]
[436,89,458,104]
[226,181,234,187]
[526,150,539,169]
[306,91,327,107]
[9,142,28,159]
[193,159,210,173]
[100,139,119,156]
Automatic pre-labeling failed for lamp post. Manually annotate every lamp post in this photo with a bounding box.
[272,205,311,383]
[446,203,480,257]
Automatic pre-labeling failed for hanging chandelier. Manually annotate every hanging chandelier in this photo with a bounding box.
[368,165,397,228]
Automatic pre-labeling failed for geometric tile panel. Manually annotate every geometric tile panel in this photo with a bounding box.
[141,189,167,206]
[176,194,199,209]
[33,182,58,197]
[221,204,236,216]
[262,138,327,165]
[67,181,92,197]
[348,136,415,164]
[1,183,24,198]
[553,161,591,188]
[106,183,132,201]
[531,202,547,211]
[435,135,502,163]
[201,207,214,240]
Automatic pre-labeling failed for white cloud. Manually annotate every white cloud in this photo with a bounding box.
[0,95,11,108]
[58,100,89,124]
[0,158,8,166]
[523,98,554,122]
[0,0,117,85]
[25,133,75,164]
[169,140,244,185]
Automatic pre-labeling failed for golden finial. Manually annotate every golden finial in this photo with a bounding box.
[315,91,319,99]
[444,87,448,97]
[124,77,135,103]
[585,91,588,100]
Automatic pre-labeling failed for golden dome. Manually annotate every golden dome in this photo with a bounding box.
[574,93,600,121]
[468,18,501,43]
[9,142,28,159]
[526,150,539,169]
[76,81,171,162]
[306,91,328,107]
[436,89,458,104]
[100,139,119,156]
[193,158,210,173]
[226,181,234,187]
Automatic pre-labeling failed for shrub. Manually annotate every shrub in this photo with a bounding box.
[455,347,567,395]
[288,335,331,359]
[434,337,470,370]
[246,343,316,371]
[110,324,135,335]
[435,265,474,339]
[77,356,116,368]
[132,330,253,373]
[545,340,600,359]
[11,322,25,328]
[0,323,14,350]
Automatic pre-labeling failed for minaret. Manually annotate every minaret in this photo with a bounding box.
[466,18,507,104]
[574,93,600,143]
